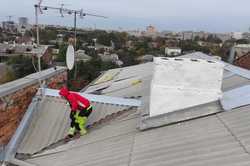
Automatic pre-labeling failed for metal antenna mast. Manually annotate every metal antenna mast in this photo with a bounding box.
[34,1,107,79]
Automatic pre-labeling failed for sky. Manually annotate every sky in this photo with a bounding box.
[0,0,250,32]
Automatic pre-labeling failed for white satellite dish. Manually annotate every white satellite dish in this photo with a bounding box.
[66,45,75,70]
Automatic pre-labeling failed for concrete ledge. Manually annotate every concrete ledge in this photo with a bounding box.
[0,67,66,98]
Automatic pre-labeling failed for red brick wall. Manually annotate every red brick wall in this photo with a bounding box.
[234,53,250,70]
[0,71,67,146]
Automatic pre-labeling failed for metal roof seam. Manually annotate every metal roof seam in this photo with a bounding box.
[216,114,250,155]
[127,132,136,166]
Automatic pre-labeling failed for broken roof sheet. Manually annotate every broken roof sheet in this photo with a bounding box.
[83,62,154,96]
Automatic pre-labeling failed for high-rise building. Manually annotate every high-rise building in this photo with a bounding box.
[19,17,28,27]
[18,17,31,33]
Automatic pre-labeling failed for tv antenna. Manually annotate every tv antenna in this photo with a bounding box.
[34,0,107,77]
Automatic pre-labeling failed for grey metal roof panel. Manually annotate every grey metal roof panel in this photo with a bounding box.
[84,80,113,94]
[17,97,70,154]
[103,76,152,98]
[140,101,223,130]
[44,88,141,107]
[181,52,250,80]
[222,75,250,92]
[25,107,250,166]
[13,53,250,165]
[17,96,133,155]
[115,62,153,81]
[218,105,250,153]
[131,115,250,166]
[28,133,135,166]
[221,85,250,110]
[83,62,154,96]
[223,69,235,79]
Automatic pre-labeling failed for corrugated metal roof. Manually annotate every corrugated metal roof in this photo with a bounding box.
[222,75,250,92]
[11,52,250,165]
[83,62,154,97]
[25,106,250,166]
[43,88,141,107]
[17,96,133,155]
[221,85,250,110]
[181,52,250,80]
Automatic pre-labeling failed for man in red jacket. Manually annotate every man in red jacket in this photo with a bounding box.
[59,86,92,138]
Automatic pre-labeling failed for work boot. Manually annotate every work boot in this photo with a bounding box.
[68,127,76,136]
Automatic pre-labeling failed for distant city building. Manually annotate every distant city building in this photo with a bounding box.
[182,31,194,40]
[165,47,182,56]
[98,53,123,66]
[127,30,142,37]
[88,43,113,52]
[197,41,222,47]
[143,25,159,37]
[0,43,52,65]
[232,32,243,40]
[146,25,157,34]
[2,21,17,32]
[216,33,232,42]
[242,32,250,40]
[19,17,28,27]
[18,17,31,34]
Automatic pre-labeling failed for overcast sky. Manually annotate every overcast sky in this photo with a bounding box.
[0,0,250,32]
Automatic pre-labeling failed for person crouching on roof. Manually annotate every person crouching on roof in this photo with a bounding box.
[59,86,93,138]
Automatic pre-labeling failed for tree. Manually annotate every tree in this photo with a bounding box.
[7,55,48,79]
[117,49,138,67]
[57,44,67,62]
[0,67,15,84]
[206,34,222,44]
[178,40,210,54]
[68,55,119,91]
[194,36,200,41]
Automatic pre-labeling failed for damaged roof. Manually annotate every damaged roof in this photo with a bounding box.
[5,52,250,166]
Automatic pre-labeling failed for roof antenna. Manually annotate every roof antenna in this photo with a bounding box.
[34,0,107,86]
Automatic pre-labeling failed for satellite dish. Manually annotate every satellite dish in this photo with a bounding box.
[66,45,75,70]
